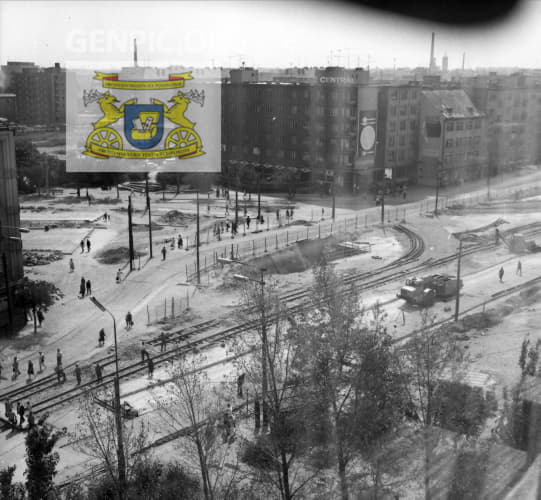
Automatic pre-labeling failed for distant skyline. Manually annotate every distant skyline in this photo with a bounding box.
[2,1,541,70]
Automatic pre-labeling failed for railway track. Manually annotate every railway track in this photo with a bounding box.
[5,222,541,419]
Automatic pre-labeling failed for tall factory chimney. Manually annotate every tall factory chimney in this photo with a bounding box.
[134,38,138,68]
[462,52,465,71]
[429,32,435,74]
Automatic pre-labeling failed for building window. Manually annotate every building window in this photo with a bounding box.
[390,105,397,116]
[399,88,408,100]
[399,105,407,116]
[474,119,481,129]
[410,119,417,130]
[446,121,454,131]
[456,121,464,131]
[411,89,418,99]
[446,138,453,147]
[388,136,395,147]
[387,150,395,161]
[399,135,406,146]
[398,150,405,161]
[466,120,473,129]
[389,121,396,132]
[399,120,406,131]
[391,90,398,101]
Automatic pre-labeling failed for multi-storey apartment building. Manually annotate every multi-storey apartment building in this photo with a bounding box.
[375,83,422,189]
[463,73,536,175]
[2,62,65,127]
[418,89,488,187]
[222,66,378,194]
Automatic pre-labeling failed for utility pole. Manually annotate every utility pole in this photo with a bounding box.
[454,238,463,322]
[127,195,135,271]
[380,193,385,225]
[196,191,201,285]
[145,177,153,259]
[259,271,268,431]
[235,175,239,227]
[2,252,13,335]
[331,180,336,220]
[257,170,261,220]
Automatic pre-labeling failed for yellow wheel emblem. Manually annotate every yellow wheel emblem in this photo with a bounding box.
[165,127,202,151]
[86,127,123,152]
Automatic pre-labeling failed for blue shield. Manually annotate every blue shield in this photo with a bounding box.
[124,104,164,149]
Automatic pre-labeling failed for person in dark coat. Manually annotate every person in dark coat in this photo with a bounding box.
[98,328,105,347]
[126,311,134,330]
[147,357,154,378]
[499,266,505,283]
[80,277,86,297]
[80,240,85,253]
[161,245,167,260]
[74,363,82,386]
[12,357,20,380]
[159,332,167,352]
[86,279,92,296]
[27,360,34,381]
[237,373,245,398]
[17,402,25,428]
[86,239,91,252]
[36,308,44,327]
[95,362,103,383]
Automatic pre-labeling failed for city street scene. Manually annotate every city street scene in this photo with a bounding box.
[2,1,541,499]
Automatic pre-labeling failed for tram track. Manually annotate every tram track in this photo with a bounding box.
[5,221,541,420]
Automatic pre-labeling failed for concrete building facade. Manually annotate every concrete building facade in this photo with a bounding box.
[0,94,17,122]
[222,67,378,194]
[375,83,421,190]
[418,89,488,187]
[0,126,24,333]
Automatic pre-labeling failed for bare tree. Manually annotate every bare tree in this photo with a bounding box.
[232,272,317,500]
[151,353,240,500]
[73,388,152,498]
[288,263,407,500]
[399,311,466,500]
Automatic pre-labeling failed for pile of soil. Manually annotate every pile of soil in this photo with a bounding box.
[23,251,64,266]
[159,210,196,225]
[96,246,147,264]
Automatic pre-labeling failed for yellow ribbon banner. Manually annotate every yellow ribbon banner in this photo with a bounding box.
[93,72,193,90]
[84,143,204,160]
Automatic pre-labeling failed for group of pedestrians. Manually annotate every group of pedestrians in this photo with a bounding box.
[4,399,35,429]
[80,238,92,253]
[498,260,523,283]
[79,276,92,298]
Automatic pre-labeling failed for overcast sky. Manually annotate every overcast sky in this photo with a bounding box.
[1,0,540,70]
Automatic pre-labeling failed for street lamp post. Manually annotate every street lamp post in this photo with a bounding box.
[89,296,126,497]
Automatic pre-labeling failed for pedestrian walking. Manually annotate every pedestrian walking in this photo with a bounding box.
[95,362,103,383]
[74,363,81,386]
[116,268,122,284]
[98,328,105,347]
[237,373,245,398]
[80,240,85,253]
[177,234,183,249]
[517,260,522,276]
[27,360,34,381]
[17,402,25,428]
[56,348,62,368]
[12,356,20,380]
[499,266,505,283]
[4,399,12,420]
[86,239,91,252]
[27,409,35,429]
[147,357,154,378]
[161,245,167,260]
[141,341,149,362]
[80,277,86,298]
[69,258,75,273]
[36,308,44,327]
[86,279,92,296]
[125,311,134,330]
[246,215,251,229]
[159,332,167,352]
[37,352,45,373]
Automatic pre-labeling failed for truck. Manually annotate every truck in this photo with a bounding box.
[397,274,463,306]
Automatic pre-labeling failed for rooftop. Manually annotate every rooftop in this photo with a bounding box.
[422,89,483,118]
